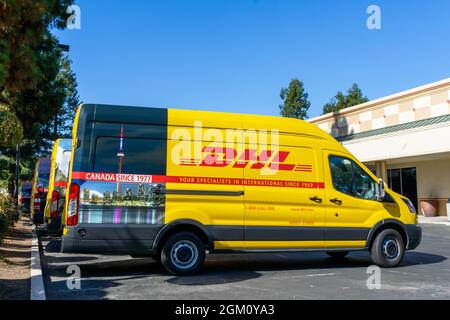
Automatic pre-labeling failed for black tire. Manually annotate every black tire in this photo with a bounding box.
[161,232,205,276]
[370,229,405,268]
[326,251,349,259]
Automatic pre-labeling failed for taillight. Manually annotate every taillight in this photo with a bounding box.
[50,191,59,218]
[67,183,80,226]
[34,193,41,212]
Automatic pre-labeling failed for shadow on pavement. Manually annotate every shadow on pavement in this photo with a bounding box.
[44,250,447,279]
[402,251,447,266]
[41,249,448,299]
[199,250,447,274]
[0,278,30,300]
[44,257,162,278]
[166,270,261,285]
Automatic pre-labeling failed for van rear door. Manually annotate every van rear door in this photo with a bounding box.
[68,121,168,253]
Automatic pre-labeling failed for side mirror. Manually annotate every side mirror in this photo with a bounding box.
[376,179,386,201]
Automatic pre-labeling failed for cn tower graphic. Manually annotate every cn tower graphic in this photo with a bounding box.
[117,125,125,193]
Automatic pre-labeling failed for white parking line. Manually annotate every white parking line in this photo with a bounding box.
[420,222,450,226]
[30,233,46,300]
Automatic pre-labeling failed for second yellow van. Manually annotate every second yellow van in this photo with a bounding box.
[31,157,51,226]
[44,139,72,236]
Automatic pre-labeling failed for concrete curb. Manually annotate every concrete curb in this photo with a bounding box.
[30,233,46,300]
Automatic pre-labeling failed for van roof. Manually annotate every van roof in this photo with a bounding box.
[77,103,336,142]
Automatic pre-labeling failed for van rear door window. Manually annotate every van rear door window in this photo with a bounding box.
[94,137,166,175]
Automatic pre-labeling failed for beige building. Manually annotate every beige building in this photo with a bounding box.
[310,78,450,217]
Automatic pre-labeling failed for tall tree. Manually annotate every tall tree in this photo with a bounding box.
[279,79,311,120]
[0,0,77,194]
[0,0,73,93]
[323,83,369,114]
[36,56,80,155]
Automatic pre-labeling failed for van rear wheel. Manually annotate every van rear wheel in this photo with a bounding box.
[370,229,405,268]
[161,232,205,276]
[326,251,349,259]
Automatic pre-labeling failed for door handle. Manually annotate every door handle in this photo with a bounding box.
[309,196,323,203]
[330,198,342,205]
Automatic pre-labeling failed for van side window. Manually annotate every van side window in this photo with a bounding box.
[94,137,166,175]
[329,156,377,201]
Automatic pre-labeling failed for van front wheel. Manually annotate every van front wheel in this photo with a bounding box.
[370,229,405,268]
[161,232,205,276]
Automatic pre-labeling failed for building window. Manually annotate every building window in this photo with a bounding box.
[388,167,418,211]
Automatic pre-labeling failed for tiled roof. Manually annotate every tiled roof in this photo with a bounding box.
[337,114,450,142]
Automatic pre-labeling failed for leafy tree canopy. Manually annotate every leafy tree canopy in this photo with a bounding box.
[0,0,79,193]
[0,0,73,93]
[322,83,369,114]
[0,105,23,148]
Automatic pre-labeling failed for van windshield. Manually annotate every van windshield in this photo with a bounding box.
[329,156,377,200]
[56,150,71,183]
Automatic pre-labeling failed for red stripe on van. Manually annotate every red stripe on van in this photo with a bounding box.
[54,182,68,187]
[71,171,325,189]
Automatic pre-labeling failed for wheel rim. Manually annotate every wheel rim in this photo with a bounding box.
[170,240,199,270]
[382,237,400,260]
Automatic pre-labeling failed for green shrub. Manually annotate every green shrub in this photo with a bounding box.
[0,194,19,243]
[0,213,9,242]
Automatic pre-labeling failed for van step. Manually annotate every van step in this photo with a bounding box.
[45,239,62,253]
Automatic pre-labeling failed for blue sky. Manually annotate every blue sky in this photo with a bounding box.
[53,0,450,118]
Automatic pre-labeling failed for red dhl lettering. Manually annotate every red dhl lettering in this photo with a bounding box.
[181,147,312,172]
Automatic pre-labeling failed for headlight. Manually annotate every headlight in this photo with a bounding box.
[402,198,416,214]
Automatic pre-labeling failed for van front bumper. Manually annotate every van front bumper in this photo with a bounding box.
[405,224,422,250]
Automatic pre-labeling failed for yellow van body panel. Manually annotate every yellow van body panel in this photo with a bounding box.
[166,109,332,249]
[44,139,60,221]
[165,109,244,251]
[30,159,41,219]
[62,106,82,227]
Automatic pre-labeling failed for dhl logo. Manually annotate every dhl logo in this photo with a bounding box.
[179,147,313,172]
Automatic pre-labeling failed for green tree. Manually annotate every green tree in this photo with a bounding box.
[0,0,78,194]
[279,79,310,120]
[323,83,369,114]
[0,106,23,148]
[0,0,73,93]
[36,56,80,155]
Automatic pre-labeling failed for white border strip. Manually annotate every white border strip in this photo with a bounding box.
[30,233,46,300]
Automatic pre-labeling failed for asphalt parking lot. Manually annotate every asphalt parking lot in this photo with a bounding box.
[40,224,450,300]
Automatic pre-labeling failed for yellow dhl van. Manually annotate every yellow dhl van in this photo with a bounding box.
[31,157,51,226]
[43,139,72,236]
[62,104,421,275]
